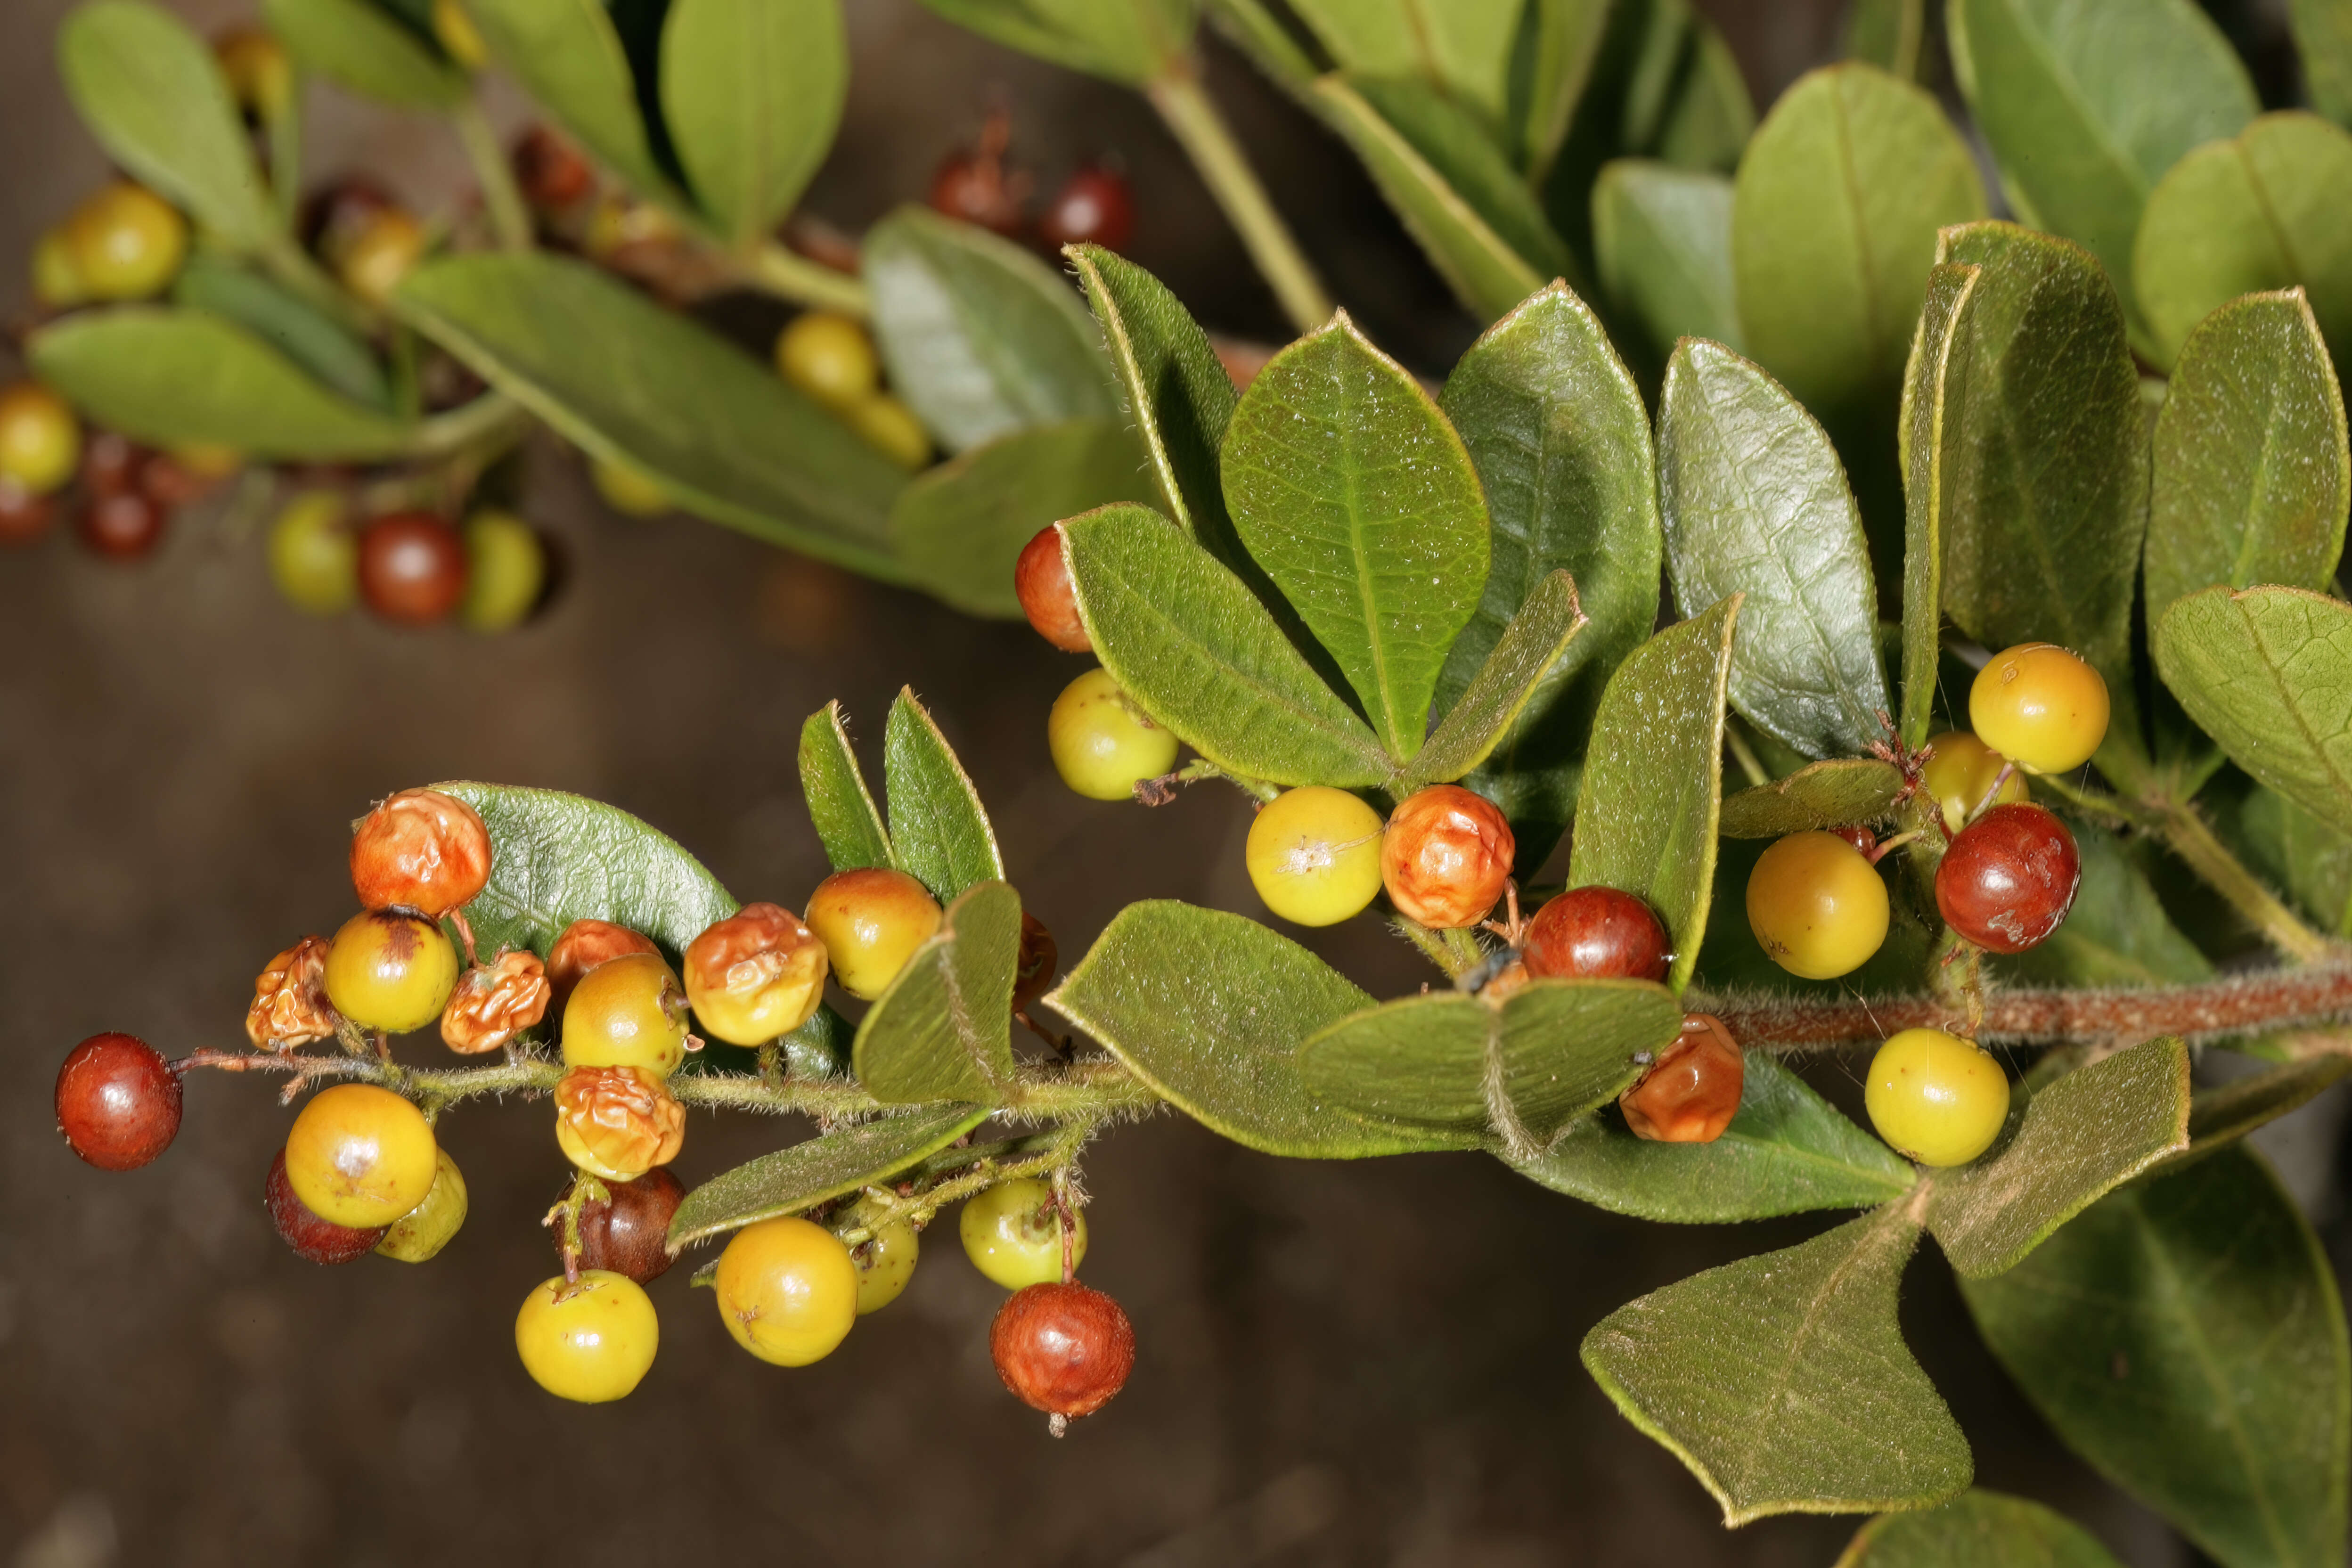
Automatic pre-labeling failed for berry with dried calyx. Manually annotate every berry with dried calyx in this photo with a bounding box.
[246,936,339,1051]
[546,918,660,1018]
[775,311,880,410]
[1745,830,1890,980]
[1381,784,1514,930]
[844,394,932,469]
[515,1270,659,1402]
[442,949,551,1054]
[961,1176,1086,1290]
[1040,164,1134,252]
[0,382,81,497]
[683,903,829,1044]
[1922,730,2027,833]
[76,491,168,562]
[284,1083,440,1229]
[1522,887,1669,982]
[991,1282,1135,1433]
[357,511,468,624]
[1864,1028,2010,1167]
[563,951,692,1076]
[554,1064,686,1183]
[351,787,491,917]
[803,868,941,1001]
[1246,786,1384,928]
[1015,525,1089,653]
[376,1148,468,1262]
[1969,644,2109,776]
[266,1146,386,1264]
[714,1216,860,1367]
[323,910,461,1033]
[1936,802,2080,955]
[830,1194,920,1315]
[459,510,547,631]
[571,1166,686,1283]
[56,1033,181,1171]
[62,183,187,301]
[1619,1015,1744,1143]
[1014,912,1057,1013]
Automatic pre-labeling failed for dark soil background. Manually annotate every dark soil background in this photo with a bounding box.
[0,1,2333,1564]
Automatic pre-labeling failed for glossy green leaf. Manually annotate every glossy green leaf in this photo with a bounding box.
[1591,160,1741,364]
[853,881,1023,1104]
[58,1,278,250]
[1843,0,1926,82]
[2234,782,2352,937]
[1568,597,1740,992]
[1521,0,1612,178]
[1405,571,1584,787]
[2294,0,2352,130]
[2145,290,2350,621]
[1063,503,1391,786]
[395,253,906,578]
[1223,312,1491,760]
[464,0,678,201]
[1508,1052,1916,1221]
[29,308,413,460]
[1718,759,1903,838]
[1284,0,1519,128]
[171,256,391,412]
[2155,586,2352,841]
[911,0,1192,84]
[1294,979,1682,1144]
[1658,338,1890,758]
[1947,0,2256,307]
[1896,262,1981,748]
[888,418,1159,620]
[667,1105,991,1250]
[1836,1489,2126,1568]
[1584,1199,1969,1526]
[2134,114,2352,374]
[1437,282,1662,867]
[797,702,894,874]
[1731,64,1986,424]
[1046,900,1474,1159]
[262,0,466,107]
[865,206,1118,454]
[1962,1146,2351,1568]
[1925,1034,2190,1278]
[1995,822,2213,987]
[882,687,1004,902]
[1312,74,1574,323]
[659,0,845,246]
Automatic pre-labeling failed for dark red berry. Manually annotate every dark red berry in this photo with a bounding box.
[930,110,1029,237]
[0,480,55,544]
[80,430,142,498]
[266,1147,386,1263]
[139,451,221,510]
[1936,802,2080,955]
[1013,912,1057,1013]
[56,1033,182,1170]
[1039,164,1133,252]
[1619,1014,1743,1143]
[1831,825,1877,856]
[511,126,594,212]
[1522,887,1670,982]
[990,1281,1135,1431]
[570,1166,686,1283]
[77,491,168,560]
[1014,525,1089,652]
[357,512,467,624]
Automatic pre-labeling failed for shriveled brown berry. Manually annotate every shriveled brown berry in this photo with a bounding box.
[682,902,828,1046]
[350,787,491,916]
[546,918,661,1019]
[356,512,467,624]
[441,949,551,1054]
[0,480,56,544]
[265,1146,385,1264]
[1381,785,1514,930]
[77,490,168,560]
[1014,912,1057,1013]
[246,937,340,1051]
[990,1282,1135,1432]
[1620,1014,1744,1144]
[1014,525,1089,652]
[554,1064,686,1183]
[570,1166,686,1283]
[1522,887,1669,982]
[56,1033,181,1171]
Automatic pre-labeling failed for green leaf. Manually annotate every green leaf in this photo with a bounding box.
[1583,1199,1970,1526]
[1896,262,1980,748]
[1066,245,1241,563]
[463,0,678,201]
[394,253,906,579]
[171,256,392,412]
[797,702,894,874]
[1925,1034,2191,1279]
[659,0,846,247]
[1046,900,1474,1158]
[666,1105,991,1250]
[1843,0,1926,82]
[2234,781,2352,937]
[1836,1489,2127,1568]
[1062,503,1394,788]
[2145,289,2350,621]
[2134,114,2352,374]
[1718,759,1903,838]
[1654,14,1752,173]
[1507,1052,1917,1222]
[1284,0,1519,128]
[2154,586,2352,841]
[1731,64,1986,425]
[1222,312,1492,760]
[1994,822,2213,987]
[2146,1055,2352,1179]
[1521,0,1613,179]
[262,0,466,108]
[1947,0,2257,308]
[1962,1146,2351,1568]
[1591,159,1742,366]
[882,687,1004,902]
[1311,73,1575,323]
[1568,597,1740,992]
[1294,979,1682,1142]
[864,205,1119,454]
[910,0,1192,84]
[28,308,413,460]
[853,881,1023,1104]
[58,1,278,250]
[1658,338,1890,758]
[888,418,1159,620]
[1404,570,1585,787]
[2293,0,2352,130]
[1437,282,1662,866]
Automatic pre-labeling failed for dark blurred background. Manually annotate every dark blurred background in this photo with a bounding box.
[0,1,2335,1564]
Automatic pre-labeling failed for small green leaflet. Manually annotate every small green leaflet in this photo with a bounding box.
[1835,1489,2126,1568]
[853,881,1023,1105]
[882,688,1004,902]
[666,1105,991,1250]
[2154,586,2352,842]
[797,702,894,874]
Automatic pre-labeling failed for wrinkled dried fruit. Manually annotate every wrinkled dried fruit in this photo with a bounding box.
[246,936,339,1051]
[546,918,660,1018]
[1381,785,1514,930]
[441,949,551,1054]
[1619,1015,1743,1144]
[554,1064,685,1183]
[683,903,828,1045]
[351,788,491,916]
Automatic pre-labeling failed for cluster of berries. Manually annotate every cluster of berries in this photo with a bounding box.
[929,108,1136,256]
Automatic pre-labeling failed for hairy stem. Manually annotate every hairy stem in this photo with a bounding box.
[1146,66,1333,335]
[748,242,870,318]
[452,96,532,253]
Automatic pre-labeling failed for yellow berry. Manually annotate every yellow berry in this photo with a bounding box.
[324,909,461,1033]
[1923,730,2029,833]
[1048,668,1177,801]
[0,382,82,497]
[590,455,670,517]
[268,491,358,614]
[561,952,690,1079]
[959,1177,1086,1290]
[284,1083,440,1229]
[32,228,87,310]
[64,183,188,301]
[1745,831,1890,980]
[714,1217,859,1367]
[337,210,426,306]
[1246,785,1385,927]
[514,1270,659,1402]
[376,1147,468,1262]
[459,510,546,631]
[831,1194,920,1315]
[803,867,942,1001]
[844,394,932,468]
[1969,644,2109,775]
[1864,1028,2011,1166]
[775,311,880,409]
[683,903,829,1044]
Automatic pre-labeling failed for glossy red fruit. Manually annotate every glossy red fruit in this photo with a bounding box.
[570,1166,686,1283]
[80,430,142,498]
[77,491,168,560]
[1830,825,1877,856]
[1014,525,1089,652]
[990,1281,1135,1431]
[357,512,468,624]
[1039,164,1134,251]
[930,111,1028,236]
[1619,1014,1743,1143]
[1935,802,2081,955]
[0,481,55,544]
[56,1033,182,1171]
[265,1146,386,1263]
[1521,887,1669,982]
